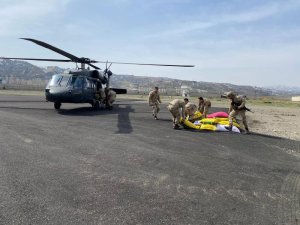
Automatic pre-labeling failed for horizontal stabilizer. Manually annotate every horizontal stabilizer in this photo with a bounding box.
[111,88,127,94]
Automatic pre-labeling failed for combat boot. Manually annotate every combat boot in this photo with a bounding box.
[173,124,180,129]
[244,127,250,134]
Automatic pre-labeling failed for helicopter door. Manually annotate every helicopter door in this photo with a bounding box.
[83,78,95,100]
[71,77,84,100]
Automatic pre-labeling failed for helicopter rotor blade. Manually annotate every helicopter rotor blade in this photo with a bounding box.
[20,38,81,62]
[6,38,194,69]
[107,62,113,70]
[87,63,100,70]
[0,57,72,62]
[95,61,195,67]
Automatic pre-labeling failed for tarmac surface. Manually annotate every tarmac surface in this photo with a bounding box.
[0,94,299,225]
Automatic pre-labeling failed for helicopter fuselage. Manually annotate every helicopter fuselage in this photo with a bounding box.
[44,69,126,110]
[45,73,98,104]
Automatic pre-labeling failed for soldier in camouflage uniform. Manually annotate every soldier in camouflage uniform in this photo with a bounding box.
[185,102,198,121]
[148,87,162,120]
[225,91,250,134]
[105,88,116,110]
[198,97,211,118]
[167,98,189,129]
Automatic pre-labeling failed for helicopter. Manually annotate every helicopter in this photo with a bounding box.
[1,38,195,110]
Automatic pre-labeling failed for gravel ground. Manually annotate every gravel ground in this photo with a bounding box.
[247,106,300,141]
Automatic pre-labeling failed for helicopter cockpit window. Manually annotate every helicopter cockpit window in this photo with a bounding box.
[85,78,93,89]
[68,76,83,88]
[59,76,70,87]
[48,74,62,86]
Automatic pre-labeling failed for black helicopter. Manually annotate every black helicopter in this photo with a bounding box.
[1,38,194,110]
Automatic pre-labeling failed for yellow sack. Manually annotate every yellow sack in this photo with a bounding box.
[193,111,202,120]
[216,117,237,123]
[200,118,221,125]
[218,120,240,128]
[182,119,201,129]
[215,117,229,121]
[186,111,202,122]
[200,124,217,131]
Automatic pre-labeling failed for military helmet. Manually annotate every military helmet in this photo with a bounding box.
[185,102,197,111]
[225,91,235,98]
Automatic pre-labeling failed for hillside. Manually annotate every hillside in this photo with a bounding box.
[110,75,271,97]
[0,59,65,85]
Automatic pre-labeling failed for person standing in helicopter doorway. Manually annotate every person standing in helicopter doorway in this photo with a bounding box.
[148,87,162,120]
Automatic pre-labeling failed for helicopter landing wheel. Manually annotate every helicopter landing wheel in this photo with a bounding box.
[93,100,100,110]
[54,102,61,110]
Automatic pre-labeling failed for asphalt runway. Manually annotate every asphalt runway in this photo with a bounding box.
[0,94,299,225]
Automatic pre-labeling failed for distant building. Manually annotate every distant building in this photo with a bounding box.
[291,96,300,102]
[181,85,192,97]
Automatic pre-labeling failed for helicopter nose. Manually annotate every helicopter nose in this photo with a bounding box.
[45,89,61,102]
[45,89,54,101]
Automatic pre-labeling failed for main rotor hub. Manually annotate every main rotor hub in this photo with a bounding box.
[80,57,91,63]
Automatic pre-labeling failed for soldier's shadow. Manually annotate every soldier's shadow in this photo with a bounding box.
[116,105,134,134]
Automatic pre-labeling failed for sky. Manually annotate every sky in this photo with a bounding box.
[0,0,300,87]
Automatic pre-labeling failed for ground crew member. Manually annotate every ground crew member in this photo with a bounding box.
[98,89,106,101]
[168,98,189,129]
[225,91,250,134]
[106,88,116,110]
[198,97,211,118]
[185,102,198,122]
[148,87,162,120]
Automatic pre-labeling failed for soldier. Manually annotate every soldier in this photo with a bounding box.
[225,91,250,134]
[198,97,211,118]
[106,88,116,110]
[148,87,162,120]
[185,102,198,121]
[168,98,189,129]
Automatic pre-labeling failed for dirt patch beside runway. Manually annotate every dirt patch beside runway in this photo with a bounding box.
[212,101,300,141]
[247,105,300,141]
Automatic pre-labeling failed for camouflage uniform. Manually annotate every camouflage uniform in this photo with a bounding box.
[148,90,161,119]
[106,89,116,109]
[226,92,249,132]
[185,102,198,122]
[99,89,106,101]
[198,98,211,118]
[185,102,197,116]
[168,99,187,128]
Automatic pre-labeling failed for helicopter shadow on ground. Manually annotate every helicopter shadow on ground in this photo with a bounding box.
[57,104,135,134]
